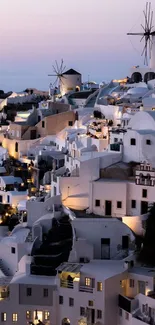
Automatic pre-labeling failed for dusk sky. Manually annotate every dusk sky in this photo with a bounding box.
[0,0,150,91]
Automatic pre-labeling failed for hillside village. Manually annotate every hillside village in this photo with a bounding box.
[0,67,155,325]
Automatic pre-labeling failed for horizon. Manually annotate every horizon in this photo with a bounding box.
[0,0,151,92]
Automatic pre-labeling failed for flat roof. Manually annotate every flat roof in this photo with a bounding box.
[81,260,126,280]
[129,267,155,277]
[11,273,57,285]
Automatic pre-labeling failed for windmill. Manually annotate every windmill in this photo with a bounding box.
[127,2,155,67]
[48,59,66,96]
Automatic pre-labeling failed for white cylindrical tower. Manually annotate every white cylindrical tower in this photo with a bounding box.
[60,69,82,96]
[150,34,155,70]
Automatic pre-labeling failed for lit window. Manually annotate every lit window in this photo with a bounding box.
[85,277,91,286]
[88,300,93,307]
[44,311,50,320]
[97,282,102,291]
[12,313,18,322]
[26,311,31,320]
[1,313,6,322]
[129,279,134,288]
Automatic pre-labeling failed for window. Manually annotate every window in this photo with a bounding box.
[59,295,63,304]
[146,139,151,145]
[117,201,122,209]
[125,312,129,320]
[142,189,147,198]
[68,121,73,126]
[97,310,102,319]
[95,200,100,207]
[54,186,57,196]
[7,195,10,203]
[12,314,18,322]
[26,287,32,296]
[131,200,136,209]
[85,277,91,286]
[15,142,18,153]
[88,300,94,307]
[69,297,74,307]
[42,121,45,128]
[129,279,134,288]
[97,282,103,291]
[11,247,15,254]
[114,138,118,143]
[119,308,122,317]
[44,311,50,320]
[1,313,6,322]
[43,288,48,297]
[80,307,85,316]
[26,311,31,320]
[130,138,136,146]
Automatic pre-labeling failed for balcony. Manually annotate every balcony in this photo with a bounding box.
[79,285,93,293]
[60,279,73,289]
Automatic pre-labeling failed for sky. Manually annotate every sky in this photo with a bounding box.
[0,0,150,91]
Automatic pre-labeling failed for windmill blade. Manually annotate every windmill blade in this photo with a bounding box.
[143,8,149,31]
[141,24,145,31]
[150,11,154,30]
[53,77,59,87]
[147,2,151,31]
[127,33,144,36]
[48,74,57,77]
[140,35,145,42]
[149,38,152,59]
[59,76,65,85]
[53,65,58,75]
[59,59,64,74]
[62,65,66,73]
[141,40,147,57]
[55,60,59,74]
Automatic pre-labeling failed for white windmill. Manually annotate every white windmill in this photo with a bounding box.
[127,2,155,68]
[48,59,67,99]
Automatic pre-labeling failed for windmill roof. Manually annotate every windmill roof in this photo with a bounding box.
[63,68,81,76]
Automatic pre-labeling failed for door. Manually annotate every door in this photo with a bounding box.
[0,195,2,203]
[30,130,37,140]
[86,308,95,324]
[122,236,129,250]
[141,201,148,215]
[101,238,110,259]
[138,281,146,295]
[105,200,112,216]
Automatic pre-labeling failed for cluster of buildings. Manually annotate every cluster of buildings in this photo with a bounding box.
[0,66,155,325]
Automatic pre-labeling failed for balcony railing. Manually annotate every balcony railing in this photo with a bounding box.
[60,280,73,289]
[79,285,93,293]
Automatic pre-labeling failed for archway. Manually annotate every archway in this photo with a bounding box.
[75,86,80,92]
[131,72,142,83]
[62,318,70,325]
[144,72,155,83]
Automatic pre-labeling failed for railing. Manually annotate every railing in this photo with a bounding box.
[60,280,74,289]
[79,285,93,293]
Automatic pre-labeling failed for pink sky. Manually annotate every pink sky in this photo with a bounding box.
[0,0,151,90]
